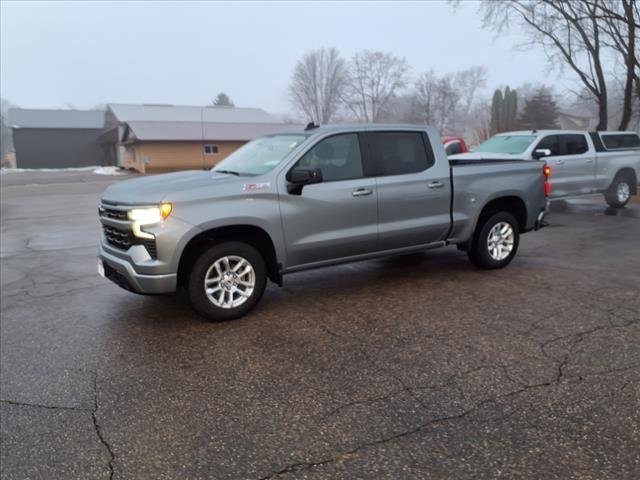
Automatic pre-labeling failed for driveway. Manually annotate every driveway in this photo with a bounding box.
[1,171,639,479]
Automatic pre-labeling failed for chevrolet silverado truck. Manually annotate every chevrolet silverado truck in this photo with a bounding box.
[98,125,549,321]
[451,130,640,207]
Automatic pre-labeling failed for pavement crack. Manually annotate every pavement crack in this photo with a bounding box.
[321,388,406,420]
[91,372,115,480]
[258,397,497,480]
[0,398,91,412]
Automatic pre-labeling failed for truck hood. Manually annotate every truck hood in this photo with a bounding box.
[449,152,529,160]
[101,170,245,205]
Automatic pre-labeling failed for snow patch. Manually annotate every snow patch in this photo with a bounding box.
[92,166,125,176]
[1,166,125,175]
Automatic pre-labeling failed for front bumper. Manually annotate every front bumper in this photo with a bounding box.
[99,245,176,294]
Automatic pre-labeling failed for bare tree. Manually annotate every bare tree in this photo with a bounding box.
[482,0,610,130]
[588,0,638,130]
[342,50,410,123]
[454,66,488,116]
[414,70,460,134]
[414,70,439,125]
[468,98,492,144]
[288,47,347,124]
[1,98,16,160]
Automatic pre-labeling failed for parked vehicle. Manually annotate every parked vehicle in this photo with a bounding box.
[451,130,640,207]
[443,136,469,156]
[98,124,549,321]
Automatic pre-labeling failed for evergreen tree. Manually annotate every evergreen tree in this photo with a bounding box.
[518,88,559,130]
[491,89,504,134]
[212,93,234,107]
[490,87,518,134]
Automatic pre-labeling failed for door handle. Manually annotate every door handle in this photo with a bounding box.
[352,188,373,197]
[555,160,565,165]
[585,158,594,163]
[428,181,444,189]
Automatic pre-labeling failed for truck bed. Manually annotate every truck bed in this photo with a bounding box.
[447,159,547,244]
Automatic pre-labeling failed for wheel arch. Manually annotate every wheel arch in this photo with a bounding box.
[613,167,638,195]
[474,196,528,240]
[177,225,281,289]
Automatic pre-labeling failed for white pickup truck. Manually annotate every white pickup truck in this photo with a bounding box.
[450,130,640,207]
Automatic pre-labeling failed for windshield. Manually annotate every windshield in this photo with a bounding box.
[473,135,537,155]
[212,134,308,176]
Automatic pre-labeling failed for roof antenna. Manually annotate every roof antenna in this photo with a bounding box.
[305,122,319,131]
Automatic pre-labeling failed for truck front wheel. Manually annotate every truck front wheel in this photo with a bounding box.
[188,241,267,321]
[468,212,520,269]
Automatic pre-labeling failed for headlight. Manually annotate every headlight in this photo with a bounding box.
[128,203,172,239]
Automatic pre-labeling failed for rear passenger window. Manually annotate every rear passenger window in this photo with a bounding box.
[296,133,364,182]
[535,135,561,156]
[561,134,589,155]
[602,134,640,149]
[369,132,433,176]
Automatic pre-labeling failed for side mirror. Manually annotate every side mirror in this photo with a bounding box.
[286,168,322,194]
[532,148,552,159]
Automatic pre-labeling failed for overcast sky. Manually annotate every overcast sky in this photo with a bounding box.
[1,0,568,114]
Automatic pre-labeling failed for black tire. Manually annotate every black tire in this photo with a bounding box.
[187,241,267,321]
[605,173,632,208]
[468,212,520,270]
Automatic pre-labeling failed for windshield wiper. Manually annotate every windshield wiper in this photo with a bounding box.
[214,169,241,176]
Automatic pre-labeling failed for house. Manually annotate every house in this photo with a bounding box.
[8,108,107,169]
[557,111,595,131]
[100,104,290,173]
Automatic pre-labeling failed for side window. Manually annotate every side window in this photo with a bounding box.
[561,134,589,155]
[445,141,463,156]
[602,134,640,149]
[295,133,363,182]
[535,135,561,156]
[370,131,433,176]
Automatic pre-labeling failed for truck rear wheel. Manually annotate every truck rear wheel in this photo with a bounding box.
[188,241,267,321]
[468,212,520,269]
[605,173,632,208]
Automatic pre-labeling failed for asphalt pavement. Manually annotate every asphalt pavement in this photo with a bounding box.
[1,171,639,479]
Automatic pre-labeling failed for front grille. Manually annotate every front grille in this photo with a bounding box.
[103,225,134,250]
[99,206,128,221]
[102,225,157,259]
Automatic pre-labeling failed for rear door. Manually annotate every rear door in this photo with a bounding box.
[535,134,594,196]
[368,130,451,250]
[278,132,378,268]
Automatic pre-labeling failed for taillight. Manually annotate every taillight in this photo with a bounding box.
[543,165,551,196]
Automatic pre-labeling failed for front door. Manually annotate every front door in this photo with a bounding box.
[278,133,378,268]
[536,134,596,197]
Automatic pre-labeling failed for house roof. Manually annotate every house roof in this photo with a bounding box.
[107,104,281,124]
[124,121,298,142]
[8,108,105,129]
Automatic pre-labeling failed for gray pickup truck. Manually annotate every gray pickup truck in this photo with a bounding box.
[451,130,640,207]
[98,125,549,321]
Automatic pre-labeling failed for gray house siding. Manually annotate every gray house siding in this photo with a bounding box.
[13,128,107,169]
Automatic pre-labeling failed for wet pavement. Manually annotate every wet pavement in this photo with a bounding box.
[1,171,639,480]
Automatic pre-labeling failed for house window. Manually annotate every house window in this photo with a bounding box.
[204,144,219,155]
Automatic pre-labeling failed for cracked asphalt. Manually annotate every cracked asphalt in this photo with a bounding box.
[1,171,639,480]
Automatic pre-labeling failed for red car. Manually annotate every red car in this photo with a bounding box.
[443,136,469,155]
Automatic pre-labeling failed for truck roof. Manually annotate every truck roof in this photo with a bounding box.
[302,123,434,133]
[495,130,639,136]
